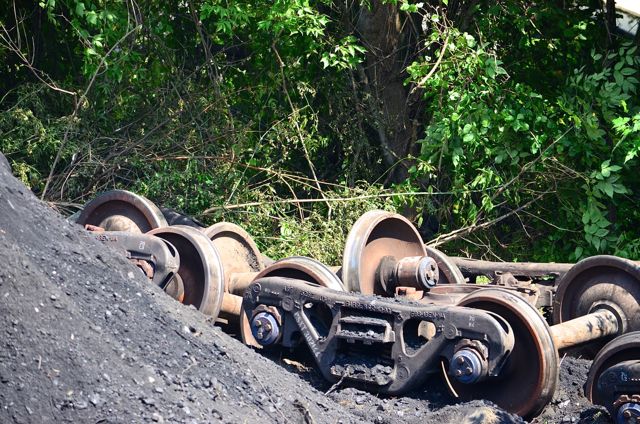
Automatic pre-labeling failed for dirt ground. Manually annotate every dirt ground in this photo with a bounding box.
[0,153,612,423]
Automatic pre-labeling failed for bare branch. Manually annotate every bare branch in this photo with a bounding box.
[41,25,141,200]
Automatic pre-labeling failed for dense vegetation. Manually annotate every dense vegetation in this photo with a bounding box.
[1,0,639,263]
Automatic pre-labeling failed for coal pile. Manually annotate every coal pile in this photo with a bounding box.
[0,155,360,423]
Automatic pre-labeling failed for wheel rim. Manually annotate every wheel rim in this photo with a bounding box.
[203,222,265,292]
[425,246,465,285]
[585,331,640,406]
[77,190,167,233]
[342,210,426,294]
[553,255,640,356]
[240,256,344,347]
[149,225,224,319]
[453,288,558,419]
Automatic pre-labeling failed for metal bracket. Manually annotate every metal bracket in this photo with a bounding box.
[90,231,179,289]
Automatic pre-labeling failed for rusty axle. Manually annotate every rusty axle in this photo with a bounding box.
[451,257,573,278]
[549,309,620,351]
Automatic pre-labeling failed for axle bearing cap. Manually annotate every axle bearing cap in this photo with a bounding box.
[251,312,280,346]
[617,402,640,424]
[417,256,438,289]
[449,348,486,384]
[425,246,465,285]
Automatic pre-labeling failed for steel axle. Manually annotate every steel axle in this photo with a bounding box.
[549,308,620,351]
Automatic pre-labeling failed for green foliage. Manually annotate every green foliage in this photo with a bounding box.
[2,0,640,264]
[405,2,640,261]
[0,85,73,191]
[0,0,375,264]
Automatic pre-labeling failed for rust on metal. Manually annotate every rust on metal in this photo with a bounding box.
[425,246,465,285]
[229,255,344,297]
[420,282,540,308]
[164,273,185,302]
[149,225,225,319]
[240,256,344,347]
[203,222,265,324]
[251,256,344,292]
[220,293,243,316]
[131,258,154,279]
[395,286,424,300]
[585,331,640,419]
[452,257,572,278]
[453,288,559,420]
[394,256,438,289]
[549,309,619,351]
[77,190,167,233]
[342,210,427,294]
[203,222,265,294]
[553,255,640,356]
[84,224,105,233]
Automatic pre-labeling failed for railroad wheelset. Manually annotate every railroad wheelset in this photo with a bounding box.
[148,223,348,350]
[149,225,226,317]
[553,255,640,356]
[451,288,558,419]
[151,224,343,335]
[342,210,462,295]
[440,279,638,418]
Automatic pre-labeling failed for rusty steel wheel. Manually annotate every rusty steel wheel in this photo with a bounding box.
[553,255,640,356]
[584,331,640,420]
[342,210,426,294]
[77,190,167,233]
[452,288,558,419]
[149,226,225,319]
[425,246,465,285]
[240,256,344,348]
[203,222,265,292]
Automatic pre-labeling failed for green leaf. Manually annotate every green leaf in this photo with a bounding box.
[614,71,623,86]
[86,11,97,25]
[75,2,85,16]
[581,210,590,225]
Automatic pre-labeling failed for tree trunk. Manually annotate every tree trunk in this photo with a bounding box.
[356,1,416,182]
